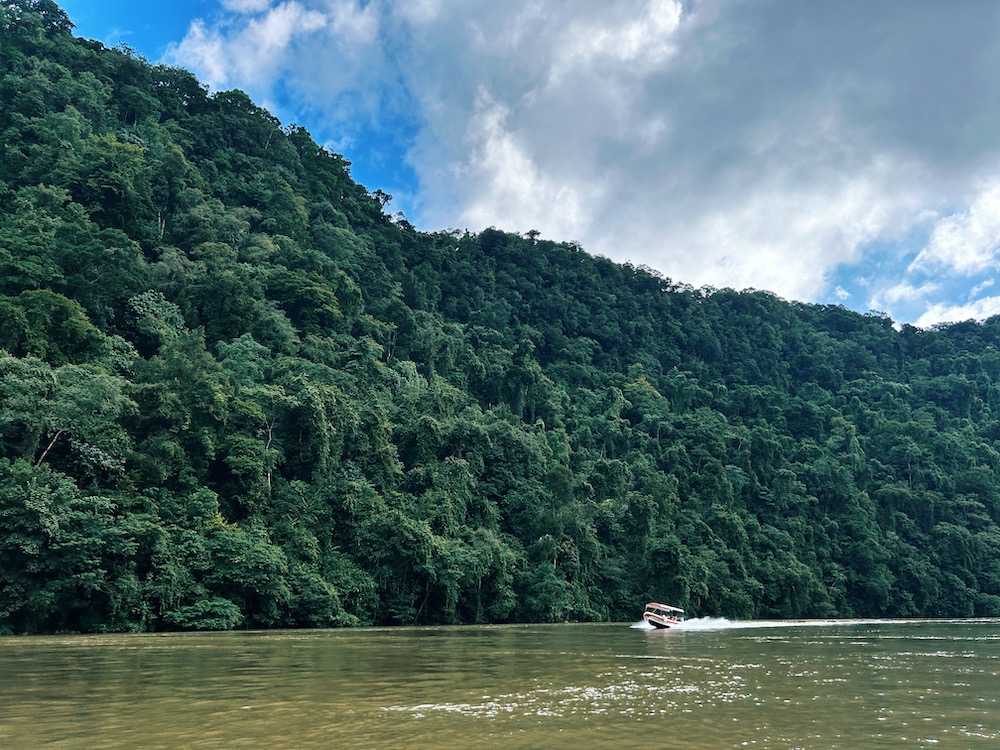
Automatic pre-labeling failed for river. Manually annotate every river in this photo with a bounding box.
[2,618,998,748]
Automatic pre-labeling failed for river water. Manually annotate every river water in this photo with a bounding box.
[2,618,998,748]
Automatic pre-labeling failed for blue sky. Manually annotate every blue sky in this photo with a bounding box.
[57,1,1000,328]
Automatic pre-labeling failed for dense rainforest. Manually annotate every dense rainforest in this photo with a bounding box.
[3,0,1000,634]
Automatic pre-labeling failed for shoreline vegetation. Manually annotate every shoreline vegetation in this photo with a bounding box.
[3,0,1000,634]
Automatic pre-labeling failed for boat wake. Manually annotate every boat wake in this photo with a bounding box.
[631,617,738,631]
[633,616,968,631]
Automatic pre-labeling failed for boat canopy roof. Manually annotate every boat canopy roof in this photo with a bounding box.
[644,602,684,613]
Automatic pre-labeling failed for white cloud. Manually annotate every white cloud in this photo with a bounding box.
[911,181,1000,276]
[244,3,326,56]
[222,0,272,13]
[167,2,327,90]
[914,296,1000,328]
[619,168,911,300]
[868,281,940,310]
[451,89,606,240]
[549,0,683,81]
[971,279,996,298]
[169,20,229,89]
[329,1,379,45]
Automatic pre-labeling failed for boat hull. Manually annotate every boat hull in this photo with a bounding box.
[643,614,680,629]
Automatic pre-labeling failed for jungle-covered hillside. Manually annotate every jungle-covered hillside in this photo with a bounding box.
[3,0,1000,633]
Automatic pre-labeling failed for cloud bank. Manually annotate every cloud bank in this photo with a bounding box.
[166,0,1000,326]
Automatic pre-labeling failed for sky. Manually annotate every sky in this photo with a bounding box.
[56,0,1000,328]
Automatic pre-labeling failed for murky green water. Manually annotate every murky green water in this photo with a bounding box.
[1,619,998,748]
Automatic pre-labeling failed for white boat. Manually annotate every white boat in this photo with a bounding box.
[642,602,685,629]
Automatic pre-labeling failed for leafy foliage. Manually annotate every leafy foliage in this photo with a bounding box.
[4,1,1000,633]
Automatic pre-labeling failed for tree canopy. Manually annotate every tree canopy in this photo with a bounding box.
[4,0,1000,633]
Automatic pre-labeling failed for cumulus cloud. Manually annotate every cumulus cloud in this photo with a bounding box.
[549,0,683,81]
[167,2,327,90]
[914,297,1000,328]
[911,181,1000,276]
[168,21,228,89]
[637,171,909,300]
[453,90,606,240]
[869,281,940,309]
[167,0,1000,324]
